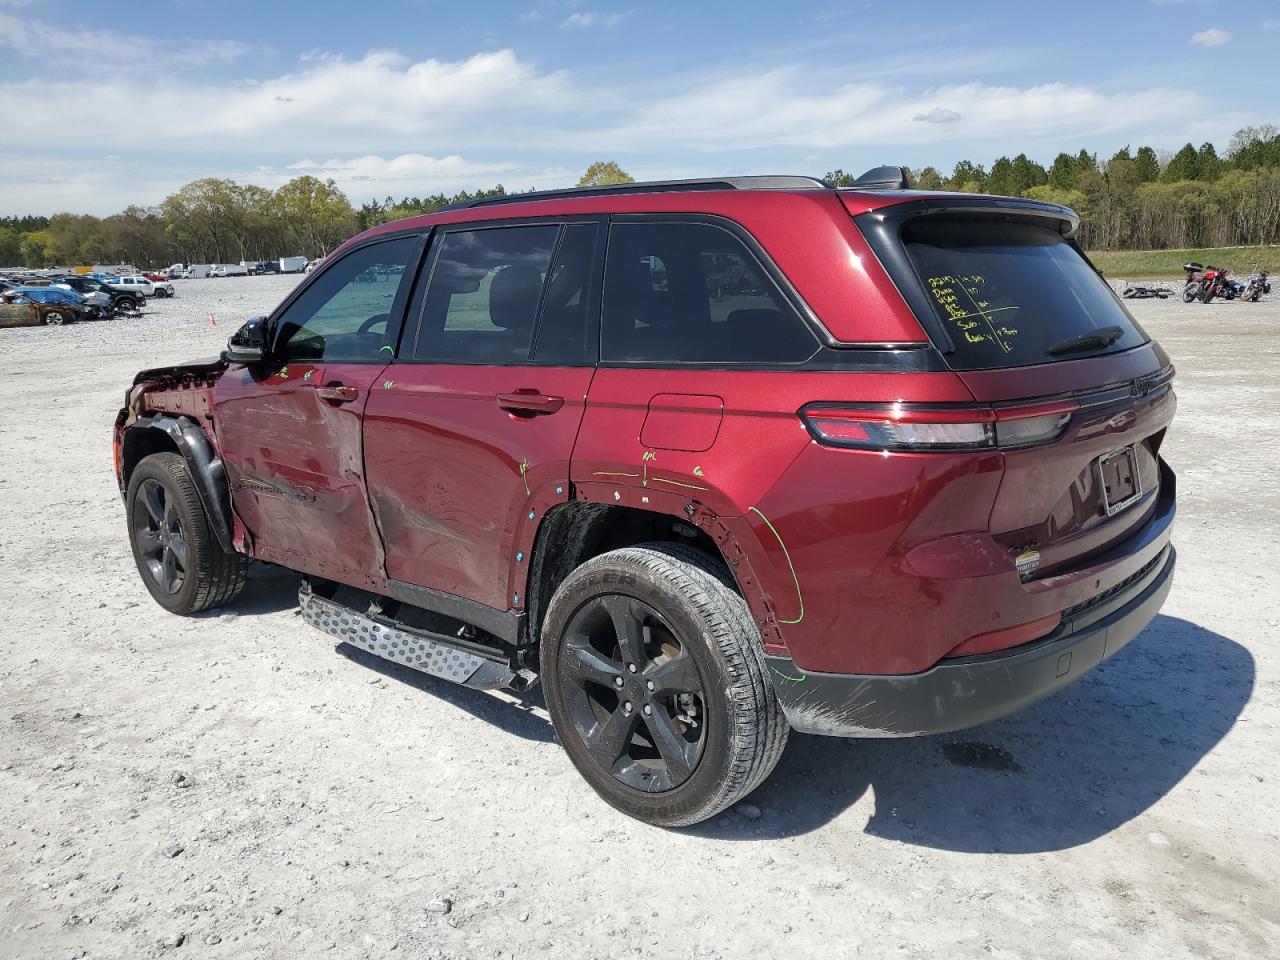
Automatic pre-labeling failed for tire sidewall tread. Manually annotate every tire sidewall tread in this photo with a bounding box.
[541,543,788,827]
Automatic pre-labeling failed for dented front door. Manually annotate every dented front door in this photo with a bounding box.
[215,360,392,590]
[213,232,426,591]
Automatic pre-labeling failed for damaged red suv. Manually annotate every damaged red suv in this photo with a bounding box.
[114,168,1176,825]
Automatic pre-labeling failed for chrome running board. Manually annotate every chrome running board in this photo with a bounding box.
[299,584,515,690]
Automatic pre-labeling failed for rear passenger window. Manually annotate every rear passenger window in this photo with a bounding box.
[601,221,816,364]
[414,225,559,363]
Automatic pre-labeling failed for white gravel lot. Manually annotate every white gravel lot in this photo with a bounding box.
[1,276,1277,959]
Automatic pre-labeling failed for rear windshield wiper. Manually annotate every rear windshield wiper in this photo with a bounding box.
[1047,326,1125,357]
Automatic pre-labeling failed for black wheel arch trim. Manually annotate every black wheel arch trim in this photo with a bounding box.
[125,415,234,553]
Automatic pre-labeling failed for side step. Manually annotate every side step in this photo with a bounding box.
[299,584,516,690]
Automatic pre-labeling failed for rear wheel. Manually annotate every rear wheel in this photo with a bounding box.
[44,310,64,325]
[540,543,788,826]
[1182,282,1199,303]
[126,453,247,614]
[119,296,139,312]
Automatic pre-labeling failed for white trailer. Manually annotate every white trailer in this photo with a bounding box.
[279,256,308,273]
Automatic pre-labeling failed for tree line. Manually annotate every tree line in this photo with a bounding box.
[3,131,1278,269]
[827,125,1280,251]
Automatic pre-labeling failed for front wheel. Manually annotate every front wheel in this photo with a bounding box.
[119,297,139,312]
[1182,282,1199,303]
[540,543,788,826]
[126,452,248,614]
[44,310,64,325]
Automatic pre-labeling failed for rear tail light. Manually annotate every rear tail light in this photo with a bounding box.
[801,400,1076,452]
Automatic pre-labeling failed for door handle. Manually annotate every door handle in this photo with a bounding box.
[316,383,359,404]
[497,390,564,416]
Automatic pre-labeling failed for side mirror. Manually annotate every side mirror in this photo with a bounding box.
[222,316,270,365]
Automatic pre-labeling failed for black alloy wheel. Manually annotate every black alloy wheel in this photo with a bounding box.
[559,594,707,792]
[131,477,189,595]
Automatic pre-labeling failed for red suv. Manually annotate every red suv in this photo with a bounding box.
[113,169,1176,826]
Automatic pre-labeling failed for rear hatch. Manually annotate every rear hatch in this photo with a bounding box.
[851,196,1175,576]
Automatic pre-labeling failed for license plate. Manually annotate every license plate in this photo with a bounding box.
[1097,445,1142,517]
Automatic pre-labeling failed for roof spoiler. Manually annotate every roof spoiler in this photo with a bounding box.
[848,165,912,190]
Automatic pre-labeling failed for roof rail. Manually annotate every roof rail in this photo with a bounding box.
[450,175,830,210]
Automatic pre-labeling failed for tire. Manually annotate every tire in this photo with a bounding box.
[1182,282,1199,303]
[540,543,788,826]
[1200,285,1215,303]
[125,452,248,615]
[119,296,138,312]
[155,288,168,298]
[45,310,64,325]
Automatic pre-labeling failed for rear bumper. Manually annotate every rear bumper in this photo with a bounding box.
[767,543,1175,738]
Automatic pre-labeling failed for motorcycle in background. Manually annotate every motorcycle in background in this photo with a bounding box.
[1199,264,1241,303]
[1241,266,1271,302]
[1182,262,1205,302]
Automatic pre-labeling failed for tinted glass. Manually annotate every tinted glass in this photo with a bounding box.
[275,236,419,362]
[601,221,816,364]
[532,224,598,365]
[903,218,1148,370]
[413,225,559,363]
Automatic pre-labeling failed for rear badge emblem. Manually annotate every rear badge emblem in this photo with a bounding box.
[1015,549,1041,575]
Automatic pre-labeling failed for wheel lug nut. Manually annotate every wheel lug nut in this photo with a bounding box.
[646,680,655,691]
[627,663,637,673]
[642,705,653,716]
[613,676,624,688]
[623,701,633,714]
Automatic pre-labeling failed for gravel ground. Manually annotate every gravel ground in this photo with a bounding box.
[1,276,1277,959]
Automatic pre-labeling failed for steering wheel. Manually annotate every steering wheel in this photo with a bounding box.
[358,313,389,335]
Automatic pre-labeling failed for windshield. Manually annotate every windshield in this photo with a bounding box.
[902,218,1147,370]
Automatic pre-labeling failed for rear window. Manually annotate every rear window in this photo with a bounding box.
[903,218,1147,370]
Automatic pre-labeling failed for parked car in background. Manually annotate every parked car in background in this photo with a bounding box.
[19,285,110,319]
[55,275,143,312]
[304,258,324,273]
[107,275,156,297]
[1,287,92,325]
[256,260,279,275]
[37,284,114,315]
[151,278,175,298]
[144,272,169,283]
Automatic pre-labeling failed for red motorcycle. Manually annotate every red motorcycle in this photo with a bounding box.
[1182,262,1204,302]
[1199,264,1238,303]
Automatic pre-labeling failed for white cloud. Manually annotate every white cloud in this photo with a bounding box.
[561,10,628,29]
[0,12,251,68]
[0,35,1234,213]
[1264,20,1280,30]
[1190,28,1231,47]
[913,107,963,124]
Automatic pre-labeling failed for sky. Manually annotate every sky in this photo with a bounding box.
[0,0,1277,215]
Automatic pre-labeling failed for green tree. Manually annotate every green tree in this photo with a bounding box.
[577,161,635,187]
[913,166,944,190]
[823,169,856,187]
[1048,152,1079,190]
[946,160,987,192]
[1133,146,1160,183]
[986,156,1014,196]
[273,176,358,257]
[1196,142,1222,181]
[1162,143,1199,182]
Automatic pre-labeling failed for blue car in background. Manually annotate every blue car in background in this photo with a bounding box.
[9,286,103,320]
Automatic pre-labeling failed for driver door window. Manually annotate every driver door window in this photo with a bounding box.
[274,235,421,362]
